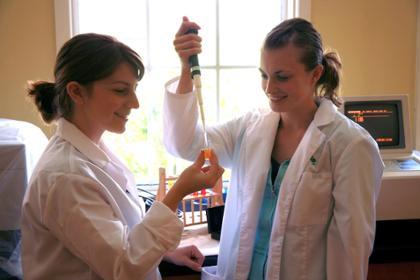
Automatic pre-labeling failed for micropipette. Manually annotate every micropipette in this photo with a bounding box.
[186,29,210,151]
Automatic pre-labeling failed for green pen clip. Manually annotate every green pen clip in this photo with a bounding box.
[310,156,317,166]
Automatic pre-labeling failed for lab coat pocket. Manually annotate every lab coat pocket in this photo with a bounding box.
[288,171,332,226]
[201,266,222,280]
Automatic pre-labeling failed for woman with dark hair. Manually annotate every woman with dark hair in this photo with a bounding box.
[22,33,224,280]
[163,17,383,279]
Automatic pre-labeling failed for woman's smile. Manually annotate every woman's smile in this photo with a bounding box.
[267,94,288,102]
[114,111,129,121]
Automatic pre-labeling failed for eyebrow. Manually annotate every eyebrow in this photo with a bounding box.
[107,81,138,90]
[258,68,288,75]
[109,81,132,86]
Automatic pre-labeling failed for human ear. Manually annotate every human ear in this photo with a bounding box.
[312,64,324,85]
[66,81,86,105]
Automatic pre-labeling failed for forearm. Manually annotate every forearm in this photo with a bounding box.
[176,67,193,94]
[162,188,184,212]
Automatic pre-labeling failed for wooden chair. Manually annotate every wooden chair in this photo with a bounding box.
[157,167,224,226]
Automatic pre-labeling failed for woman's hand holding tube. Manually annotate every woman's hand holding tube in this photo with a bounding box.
[162,150,224,212]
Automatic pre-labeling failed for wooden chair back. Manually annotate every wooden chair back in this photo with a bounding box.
[157,167,223,226]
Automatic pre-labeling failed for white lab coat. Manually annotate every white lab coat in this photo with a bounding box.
[163,78,383,280]
[21,118,183,280]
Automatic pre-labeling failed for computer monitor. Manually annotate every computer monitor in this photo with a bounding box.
[339,95,413,158]
[340,97,420,223]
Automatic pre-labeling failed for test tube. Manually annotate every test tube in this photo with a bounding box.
[202,146,212,161]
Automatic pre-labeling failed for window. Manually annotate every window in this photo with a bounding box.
[56,0,308,187]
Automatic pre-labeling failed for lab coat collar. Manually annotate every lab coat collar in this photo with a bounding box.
[281,98,335,184]
[313,98,338,127]
[56,118,110,168]
[56,118,141,211]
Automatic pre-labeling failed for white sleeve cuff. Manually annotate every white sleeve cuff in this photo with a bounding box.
[165,76,194,97]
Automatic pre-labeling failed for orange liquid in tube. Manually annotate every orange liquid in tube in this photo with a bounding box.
[202,148,212,161]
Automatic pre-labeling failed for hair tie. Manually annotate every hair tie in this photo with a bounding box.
[321,55,326,65]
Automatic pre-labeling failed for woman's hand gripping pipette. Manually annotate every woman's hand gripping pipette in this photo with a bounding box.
[185,28,211,159]
[173,17,211,160]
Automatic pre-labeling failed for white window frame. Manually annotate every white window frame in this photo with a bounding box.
[54,0,310,53]
[54,0,310,125]
[54,0,75,53]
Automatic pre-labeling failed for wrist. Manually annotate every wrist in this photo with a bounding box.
[181,64,191,74]
[162,188,184,212]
